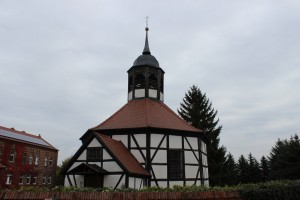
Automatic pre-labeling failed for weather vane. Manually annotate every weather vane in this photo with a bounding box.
[145,16,149,28]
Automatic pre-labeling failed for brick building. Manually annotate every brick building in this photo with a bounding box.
[0,125,58,189]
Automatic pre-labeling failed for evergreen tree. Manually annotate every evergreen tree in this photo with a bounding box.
[221,153,238,185]
[178,85,226,186]
[237,155,249,183]
[260,156,270,182]
[247,153,261,183]
[268,134,300,180]
[55,156,72,186]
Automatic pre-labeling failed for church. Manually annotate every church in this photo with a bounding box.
[63,27,209,189]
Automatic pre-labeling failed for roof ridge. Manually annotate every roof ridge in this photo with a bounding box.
[157,101,202,132]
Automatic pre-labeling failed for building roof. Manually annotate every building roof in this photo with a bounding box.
[95,133,151,177]
[0,125,57,150]
[68,163,108,175]
[91,98,202,133]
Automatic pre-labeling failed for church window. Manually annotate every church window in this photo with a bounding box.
[149,74,157,89]
[167,149,184,180]
[87,148,103,161]
[135,74,145,89]
[160,76,164,93]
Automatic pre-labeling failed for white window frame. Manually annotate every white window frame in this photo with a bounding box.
[6,174,12,185]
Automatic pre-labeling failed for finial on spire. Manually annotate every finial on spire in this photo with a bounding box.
[143,16,150,55]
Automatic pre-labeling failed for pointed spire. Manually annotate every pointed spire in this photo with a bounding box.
[143,26,151,55]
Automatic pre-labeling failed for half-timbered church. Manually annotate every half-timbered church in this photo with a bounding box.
[63,26,209,189]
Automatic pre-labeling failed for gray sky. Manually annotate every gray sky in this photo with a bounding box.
[1,0,300,164]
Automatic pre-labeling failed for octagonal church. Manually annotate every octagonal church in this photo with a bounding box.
[63,27,209,189]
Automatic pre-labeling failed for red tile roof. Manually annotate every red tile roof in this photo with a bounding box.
[91,99,202,133]
[95,133,150,177]
[0,125,57,150]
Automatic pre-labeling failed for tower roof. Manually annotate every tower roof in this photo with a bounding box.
[133,27,160,68]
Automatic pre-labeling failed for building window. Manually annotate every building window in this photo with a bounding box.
[26,174,31,184]
[35,154,39,165]
[48,176,52,184]
[33,176,37,185]
[167,150,184,180]
[149,74,157,89]
[9,150,15,162]
[87,148,103,161]
[44,157,48,167]
[6,174,12,185]
[22,152,27,164]
[29,153,33,164]
[42,174,46,184]
[19,175,24,185]
[135,74,145,89]
[49,157,53,166]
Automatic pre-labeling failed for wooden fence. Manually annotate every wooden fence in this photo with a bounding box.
[0,191,243,200]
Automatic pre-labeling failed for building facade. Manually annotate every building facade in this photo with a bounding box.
[64,27,209,189]
[0,126,58,189]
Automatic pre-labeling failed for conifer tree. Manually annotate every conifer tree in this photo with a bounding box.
[178,85,226,186]
[237,155,249,183]
[221,153,238,185]
[260,156,270,182]
[247,153,261,183]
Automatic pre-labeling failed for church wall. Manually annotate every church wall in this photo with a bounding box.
[131,149,146,163]
[131,134,146,147]
[152,165,167,179]
[77,150,86,160]
[168,135,182,148]
[103,175,124,188]
[128,177,143,189]
[151,149,166,163]
[112,135,128,147]
[185,151,198,164]
[150,134,166,148]
[185,165,199,179]
[88,138,101,147]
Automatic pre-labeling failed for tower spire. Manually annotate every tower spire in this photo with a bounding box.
[143,17,151,55]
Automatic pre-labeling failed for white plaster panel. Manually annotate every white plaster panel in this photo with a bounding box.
[135,89,145,98]
[103,161,122,172]
[204,180,209,186]
[128,92,132,101]
[184,137,198,150]
[104,175,124,188]
[152,165,167,179]
[202,154,208,166]
[149,89,157,98]
[169,135,182,148]
[130,149,145,163]
[88,138,101,147]
[103,150,112,160]
[186,181,195,186]
[112,135,128,147]
[160,92,164,101]
[151,150,166,163]
[185,151,198,164]
[185,165,199,179]
[169,181,184,187]
[128,177,143,189]
[203,167,209,179]
[64,175,83,187]
[151,134,166,148]
[77,150,86,160]
[201,141,207,154]
[156,181,167,188]
[68,162,82,171]
[132,134,146,147]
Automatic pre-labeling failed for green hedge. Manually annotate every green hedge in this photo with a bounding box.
[2,180,300,200]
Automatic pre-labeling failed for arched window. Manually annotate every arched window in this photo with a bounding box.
[149,74,157,89]
[135,74,145,89]
[160,76,164,93]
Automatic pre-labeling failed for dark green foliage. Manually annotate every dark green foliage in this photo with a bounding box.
[55,156,72,186]
[268,134,300,180]
[178,85,226,186]
[237,155,249,183]
[221,153,238,185]
[260,156,269,182]
[247,153,261,183]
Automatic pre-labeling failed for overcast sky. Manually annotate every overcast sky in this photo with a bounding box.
[1,0,300,164]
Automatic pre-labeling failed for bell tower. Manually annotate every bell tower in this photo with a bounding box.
[127,26,165,102]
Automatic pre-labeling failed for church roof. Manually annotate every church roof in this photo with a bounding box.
[95,133,151,177]
[91,98,202,133]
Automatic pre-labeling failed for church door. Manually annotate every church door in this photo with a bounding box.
[85,175,104,188]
